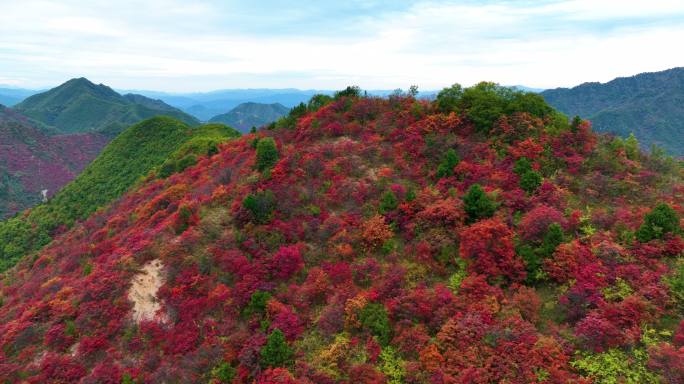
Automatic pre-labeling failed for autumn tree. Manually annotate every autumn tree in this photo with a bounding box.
[460,218,526,282]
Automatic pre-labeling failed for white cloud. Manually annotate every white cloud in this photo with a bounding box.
[0,0,683,91]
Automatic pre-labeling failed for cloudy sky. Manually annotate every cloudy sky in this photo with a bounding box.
[1,0,683,92]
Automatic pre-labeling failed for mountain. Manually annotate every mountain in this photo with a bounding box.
[541,67,684,155]
[129,89,330,121]
[0,105,107,219]
[0,87,39,107]
[209,102,290,132]
[0,116,240,271]
[14,78,199,136]
[0,85,681,383]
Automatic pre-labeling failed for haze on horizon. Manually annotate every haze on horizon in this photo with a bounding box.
[1,0,683,93]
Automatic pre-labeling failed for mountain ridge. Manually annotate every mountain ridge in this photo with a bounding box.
[14,78,200,136]
[208,102,290,132]
[542,67,684,155]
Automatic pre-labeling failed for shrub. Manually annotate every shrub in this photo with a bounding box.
[636,203,680,242]
[379,190,399,214]
[256,137,279,172]
[260,329,293,368]
[463,184,496,223]
[211,362,236,383]
[245,290,272,316]
[243,190,276,224]
[436,148,460,179]
[435,84,463,113]
[334,85,362,99]
[359,303,391,346]
[520,170,542,194]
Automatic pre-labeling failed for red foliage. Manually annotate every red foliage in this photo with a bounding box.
[518,204,566,241]
[0,93,680,383]
[459,218,526,282]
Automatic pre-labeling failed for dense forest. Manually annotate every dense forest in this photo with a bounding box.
[542,67,684,156]
[0,83,682,383]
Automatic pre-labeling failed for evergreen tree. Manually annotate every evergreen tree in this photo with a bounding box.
[436,148,460,179]
[379,190,399,214]
[260,329,293,368]
[520,170,542,194]
[256,137,279,171]
[463,184,497,223]
[242,190,276,224]
[359,303,391,346]
[636,203,680,242]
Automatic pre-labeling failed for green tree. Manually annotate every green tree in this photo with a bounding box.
[242,190,276,224]
[571,115,583,132]
[359,303,391,345]
[506,92,554,119]
[260,329,293,368]
[513,157,533,176]
[459,82,513,132]
[435,83,463,113]
[244,290,272,316]
[256,137,279,171]
[436,148,460,179]
[307,94,333,112]
[520,170,542,194]
[463,184,497,223]
[624,133,640,160]
[211,362,236,383]
[636,203,680,242]
[379,190,399,214]
[335,85,362,99]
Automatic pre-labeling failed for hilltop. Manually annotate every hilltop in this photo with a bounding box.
[209,102,290,132]
[0,84,682,383]
[14,78,199,137]
[542,67,684,155]
[0,105,106,218]
[0,117,240,271]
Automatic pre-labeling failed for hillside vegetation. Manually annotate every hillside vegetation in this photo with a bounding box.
[0,117,239,271]
[14,78,199,137]
[542,67,684,155]
[0,84,682,383]
[0,105,107,218]
[209,102,290,133]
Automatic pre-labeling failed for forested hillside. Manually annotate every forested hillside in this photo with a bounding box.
[14,78,199,137]
[0,117,239,271]
[209,102,290,132]
[0,105,107,218]
[0,84,681,383]
[542,67,684,156]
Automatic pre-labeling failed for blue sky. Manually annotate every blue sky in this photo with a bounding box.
[1,0,683,92]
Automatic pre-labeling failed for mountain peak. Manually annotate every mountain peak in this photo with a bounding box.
[13,78,199,135]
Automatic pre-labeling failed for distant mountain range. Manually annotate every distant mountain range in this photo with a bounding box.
[542,67,684,155]
[127,89,333,121]
[14,78,199,137]
[209,102,290,132]
[0,87,40,107]
[0,105,107,218]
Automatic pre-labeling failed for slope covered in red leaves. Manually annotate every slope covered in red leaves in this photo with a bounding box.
[0,106,107,218]
[0,87,682,383]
